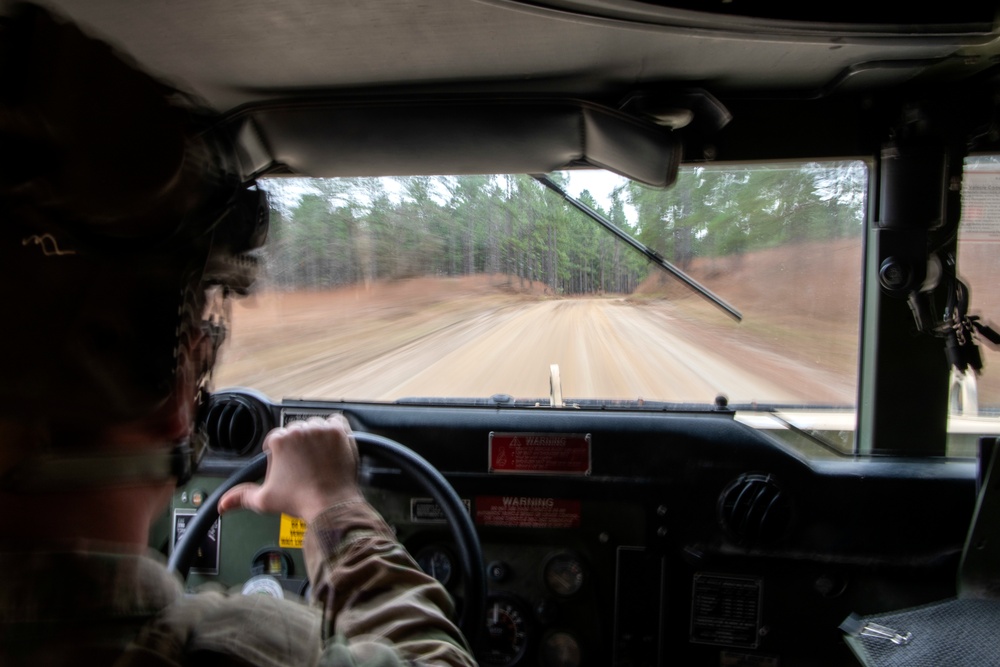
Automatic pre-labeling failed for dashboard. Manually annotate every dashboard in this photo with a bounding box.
[165,389,977,667]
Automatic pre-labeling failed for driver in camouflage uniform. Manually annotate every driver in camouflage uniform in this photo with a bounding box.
[0,5,475,666]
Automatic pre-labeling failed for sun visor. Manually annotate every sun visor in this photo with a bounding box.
[238,99,679,187]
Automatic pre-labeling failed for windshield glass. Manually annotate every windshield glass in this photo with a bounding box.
[216,163,867,415]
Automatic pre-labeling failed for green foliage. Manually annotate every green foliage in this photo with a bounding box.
[261,162,866,294]
[627,162,866,264]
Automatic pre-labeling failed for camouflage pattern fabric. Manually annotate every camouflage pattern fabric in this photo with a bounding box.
[0,501,475,666]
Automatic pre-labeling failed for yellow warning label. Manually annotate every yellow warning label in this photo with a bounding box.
[279,514,307,549]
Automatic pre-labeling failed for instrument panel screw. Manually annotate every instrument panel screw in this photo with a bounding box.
[598,532,610,543]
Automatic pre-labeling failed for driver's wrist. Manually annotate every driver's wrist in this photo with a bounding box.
[301,491,367,524]
[303,499,394,565]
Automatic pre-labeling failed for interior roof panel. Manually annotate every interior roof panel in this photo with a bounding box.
[493,0,1000,35]
[37,0,999,112]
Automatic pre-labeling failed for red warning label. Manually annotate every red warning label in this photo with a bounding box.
[489,432,591,474]
[475,496,582,528]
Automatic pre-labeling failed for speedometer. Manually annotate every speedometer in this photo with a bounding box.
[479,595,530,666]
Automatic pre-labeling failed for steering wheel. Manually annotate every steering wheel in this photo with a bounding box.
[167,431,485,642]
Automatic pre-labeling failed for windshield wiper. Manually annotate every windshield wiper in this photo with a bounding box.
[531,173,742,321]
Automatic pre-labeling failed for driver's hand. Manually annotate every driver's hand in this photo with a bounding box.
[218,414,364,522]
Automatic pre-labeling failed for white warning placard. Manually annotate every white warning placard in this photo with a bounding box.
[961,170,1000,243]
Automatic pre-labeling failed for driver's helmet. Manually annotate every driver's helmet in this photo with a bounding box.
[0,5,267,477]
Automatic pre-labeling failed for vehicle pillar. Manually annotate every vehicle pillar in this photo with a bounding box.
[858,111,961,456]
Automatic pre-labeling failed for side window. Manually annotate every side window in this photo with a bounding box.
[952,157,1000,455]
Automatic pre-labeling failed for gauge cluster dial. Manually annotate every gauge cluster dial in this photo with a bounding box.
[543,552,586,597]
[540,631,582,667]
[416,545,455,587]
[479,595,531,666]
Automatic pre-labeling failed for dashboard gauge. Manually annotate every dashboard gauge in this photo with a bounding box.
[415,546,454,587]
[541,632,582,667]
[241,574,285,598]
[479,596,530,666]
[543,552,585,597]
[251,548,293,578]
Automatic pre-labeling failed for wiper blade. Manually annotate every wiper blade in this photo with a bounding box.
[531,173,742,322]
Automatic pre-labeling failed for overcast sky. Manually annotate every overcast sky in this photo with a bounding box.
[263,169,638,224]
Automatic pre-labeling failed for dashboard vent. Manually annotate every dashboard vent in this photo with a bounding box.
[718,473,792,547]
[202,392,272,456]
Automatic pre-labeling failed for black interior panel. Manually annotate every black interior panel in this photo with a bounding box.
[177,390,976,667]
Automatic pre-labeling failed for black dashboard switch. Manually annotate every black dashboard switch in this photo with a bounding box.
[487,560,510,582]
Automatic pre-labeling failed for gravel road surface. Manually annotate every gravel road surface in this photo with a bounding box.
[217,290,853,405]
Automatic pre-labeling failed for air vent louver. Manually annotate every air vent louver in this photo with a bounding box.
[718,473,792,547]
[202,393,272,456]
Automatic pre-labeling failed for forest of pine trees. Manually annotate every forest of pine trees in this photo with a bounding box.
[258,162,867,294]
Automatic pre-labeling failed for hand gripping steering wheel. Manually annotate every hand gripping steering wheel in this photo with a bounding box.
[167,431,485,642]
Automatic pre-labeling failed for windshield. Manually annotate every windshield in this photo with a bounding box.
[216,162,868,413]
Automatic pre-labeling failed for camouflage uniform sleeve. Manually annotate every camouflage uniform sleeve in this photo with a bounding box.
[303,499,476,667]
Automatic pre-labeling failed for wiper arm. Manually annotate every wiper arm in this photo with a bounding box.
[531,174,742,321]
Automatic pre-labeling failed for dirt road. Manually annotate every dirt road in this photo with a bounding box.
[216,282,855,405]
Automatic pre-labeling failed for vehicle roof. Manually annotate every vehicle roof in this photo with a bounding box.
[39,1,1000,168]
[42,1,999,106]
